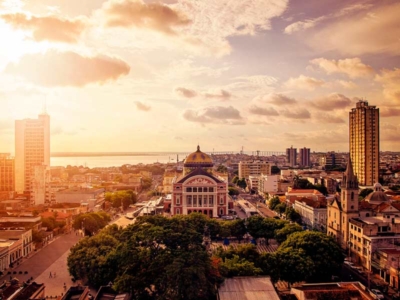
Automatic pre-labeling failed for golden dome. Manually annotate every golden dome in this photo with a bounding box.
[184,145,213,167]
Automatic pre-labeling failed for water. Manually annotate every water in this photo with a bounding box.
[50,155,178,168]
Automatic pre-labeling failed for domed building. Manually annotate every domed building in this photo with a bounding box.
[171,146,229,217]
[364,183,390,204]
[183,145,213,175]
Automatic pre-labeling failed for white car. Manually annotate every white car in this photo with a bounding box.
[370,289,384,299]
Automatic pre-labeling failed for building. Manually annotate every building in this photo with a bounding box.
[171,146,229,217]
[293,198,327,231]
[327,158,359,249]
[299,147,311,167]
[286,146,297,167]
[238,160,271,179]
[55,188,104,204]
[258,174,279,195]
[349,100,379,186]
[15,112,50,203]
[0,153,14,199]
[321,151,346,169]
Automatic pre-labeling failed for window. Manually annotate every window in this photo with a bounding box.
[176,196,180,205]
[187,195,192,206]
[203,197,208,206]
[209,187,214,192]
[186,187,192,192]
[209,195,214,206]
[219,208,224,215]
[176,208,180,215]
[193,195,197,206]
[351,192,354,200]
[219,196,224,205]
[199,195,202,207]
[193,187,197,192]
[198,187,202,193]
[203,187,208,192]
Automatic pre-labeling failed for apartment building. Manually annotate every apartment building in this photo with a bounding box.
[238,160,271,179]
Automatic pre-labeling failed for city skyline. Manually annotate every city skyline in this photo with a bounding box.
[0,0,399,153]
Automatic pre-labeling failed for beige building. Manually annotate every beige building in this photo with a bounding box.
[15,112,50,200]
[0,153,14,198]
[327,159,359,249]
[349,100,379,186]
[238,160,271,179]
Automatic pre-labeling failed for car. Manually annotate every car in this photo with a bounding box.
[221,215,234,220]
[370,289,385,299]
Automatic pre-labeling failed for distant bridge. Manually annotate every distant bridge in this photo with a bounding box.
[50,151,286,157]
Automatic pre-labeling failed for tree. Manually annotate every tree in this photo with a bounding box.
[271,166,281,175]
[285,207,302,223]
[72,212,111,236]
[228,187,240,196]
[236,178,247,189]
[274,203,287,216]
[219,255,262,278]
[359,188,373,199]
[275,223,303,243]
[217,164,228,173]
[232,176,239,184]
[32,230,43,244]
[142,177,152,190]
[266,247,313,288]
[268,196,280,210]
[279,231,344,282]
[314,184,328,196]
[228,219,247,243]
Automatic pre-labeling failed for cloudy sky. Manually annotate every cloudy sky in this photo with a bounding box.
[0,0,399,153]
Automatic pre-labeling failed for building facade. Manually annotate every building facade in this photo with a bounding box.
[286,146,297,167]
[299,147,311,167]
[349,100,379,186]
[0,153,14,199]
[171,146,229,217]
[15,112,50,201]
[238,160,271,179]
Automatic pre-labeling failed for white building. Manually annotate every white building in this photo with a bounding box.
[293,199,327,231]
[258,174,279,194]
[15,112,50,198]
[31,164,51,205]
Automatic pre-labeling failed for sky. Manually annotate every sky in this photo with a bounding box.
[0,0,399,153]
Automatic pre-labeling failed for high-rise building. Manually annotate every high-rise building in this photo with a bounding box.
[349,100,379,186]
[15,112,50,202]
[238,160,271,179]
[286,146,297,167]
[0,153,14,199]
[299,147,311,167]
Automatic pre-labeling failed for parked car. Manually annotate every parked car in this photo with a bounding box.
[370,289,385,299]
[221,215,234,220]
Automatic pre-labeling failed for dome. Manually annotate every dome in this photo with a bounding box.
[365,182,390,204]
[184,145,213,168]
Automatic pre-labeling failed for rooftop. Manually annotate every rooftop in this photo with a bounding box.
[218,276,279,300]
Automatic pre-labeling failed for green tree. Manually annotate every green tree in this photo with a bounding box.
[267,247,313,288]
[236,178,247,189]
[279,231,344,282]
[314,184,328,196]
[228,187,240,196]
[72,212,111,236]
[285,207,302,223]
[275,223,303,243]
[228,219,247,243]
[32,230,43,244]
[359,188,373,199]
[274,203,287,216]
[217,164,228,173]
[219,255,262,278]
[268,196,280,210]
[232,176,239,184]
[142,177,152,190]
[271,165,281,175]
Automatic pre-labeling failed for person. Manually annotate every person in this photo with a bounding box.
[49,272,52,278]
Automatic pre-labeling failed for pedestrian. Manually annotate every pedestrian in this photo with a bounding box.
[49,272,52,278]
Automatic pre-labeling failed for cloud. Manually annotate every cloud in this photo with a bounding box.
[281,108,310,119]
[375,68,400,105]
[311,93,352,110]
[0,12,86,43]
[253,93,297,106]
[284,75,325,90]
[175,0,289,56]
[336,80,357,89]
[204,89,231,101]
[135,101,151,111]
[183,105,244,125]
[380,107,400,117]
[322,114,345,124]
[5,50,130,87]
[310,57,374,78]
[284,17,324,34]
[309,3,400,56]
[284,3,371,35]
[174,87,197,98]
[248,106,279,116]
[102,0,191,35]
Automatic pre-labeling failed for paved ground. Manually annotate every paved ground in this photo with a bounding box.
[1,231,82,298]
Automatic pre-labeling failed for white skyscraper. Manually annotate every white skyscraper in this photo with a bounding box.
[15,112,50,203]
